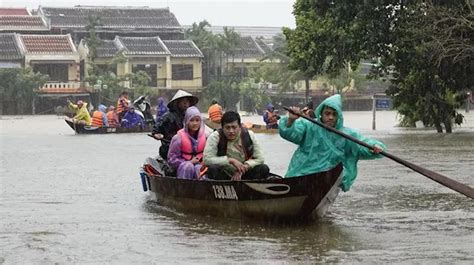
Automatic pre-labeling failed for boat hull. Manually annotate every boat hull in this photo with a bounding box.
[143,163,343,221]
[65,119,152,134]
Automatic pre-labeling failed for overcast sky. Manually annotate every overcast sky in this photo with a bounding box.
[1,0,296,28]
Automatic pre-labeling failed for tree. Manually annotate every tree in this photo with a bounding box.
[185,20,218,84]
[286,0,473,133]
[238,78,270,112]
[0,68,48,114]
[202,78,241,111]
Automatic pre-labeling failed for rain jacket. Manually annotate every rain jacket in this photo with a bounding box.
[278,94,386,191]
[68,102,92,126]
[152,90,198,160]
[167,106,207,179]
[121,109,145,129]
[155,97,168,123]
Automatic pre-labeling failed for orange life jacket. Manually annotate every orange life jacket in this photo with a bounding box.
[178,129,206,161]
[265,110,278,125]
[116,96,129,114]
[107,111,119,127]
[208,104,223,123]
[91,111,105,127]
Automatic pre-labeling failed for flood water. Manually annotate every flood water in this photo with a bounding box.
[1,111,473,263]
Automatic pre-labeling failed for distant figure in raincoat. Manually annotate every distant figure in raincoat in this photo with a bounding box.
[121,106,145,129]
[263,103,280,129]
[279,94,386,191]
[67,99,92,126]
[167,106,207,180]
[155,97,168,123]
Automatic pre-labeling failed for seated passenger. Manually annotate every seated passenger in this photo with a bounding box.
[91,104,109,127]
[106,106,119,128]
[121,106,145,129]
[67,99,92,126]
[167,106,207,179]
[203,111,270,181]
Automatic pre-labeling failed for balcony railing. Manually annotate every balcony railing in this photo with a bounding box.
[40,81,81,89]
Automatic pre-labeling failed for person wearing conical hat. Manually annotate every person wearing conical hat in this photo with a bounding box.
[151,90,199,160]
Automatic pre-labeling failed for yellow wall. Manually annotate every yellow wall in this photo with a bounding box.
[170,57,202,90]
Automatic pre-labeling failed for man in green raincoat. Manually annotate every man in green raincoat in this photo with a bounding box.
[278,94,385,191]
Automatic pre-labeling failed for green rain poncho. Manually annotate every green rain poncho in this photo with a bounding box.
[278,94,386,191]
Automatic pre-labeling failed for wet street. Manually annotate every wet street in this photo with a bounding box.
[1,111,473,263]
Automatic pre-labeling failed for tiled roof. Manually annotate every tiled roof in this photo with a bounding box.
[0,33,22,60]
[255,38,273,54]
[191,25,283,39]
[39,6,182,30]
[0,8,30,16]
[96,40,119,58]
[117,36,170,56]
[0,16,48,31]
[233,36,266,58]
[162,40,203,57]
[19,34,77,54]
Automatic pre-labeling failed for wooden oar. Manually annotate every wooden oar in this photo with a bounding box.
[283,106,474,199]
[147,133,170,143]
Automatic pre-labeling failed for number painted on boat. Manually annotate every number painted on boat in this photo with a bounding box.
[212,185,238,200]
[106,128,116,133]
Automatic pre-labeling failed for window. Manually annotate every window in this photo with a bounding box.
[172,64,193,80]
[33,64,68,82]
[132,64,157,87]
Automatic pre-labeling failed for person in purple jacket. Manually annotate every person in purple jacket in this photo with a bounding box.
[167,106,207,179]
[121,106,145,129]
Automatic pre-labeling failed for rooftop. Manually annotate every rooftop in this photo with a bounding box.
[19,34,77,54]
[39,6,182,31]
[0,8,30,16]
[0,15,49,31]
[162,40,203,57]
[0,33,22,60]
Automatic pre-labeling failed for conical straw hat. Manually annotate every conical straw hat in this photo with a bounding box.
[167,90,199,109]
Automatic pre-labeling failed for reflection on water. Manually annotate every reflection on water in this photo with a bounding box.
[1,112,473,263]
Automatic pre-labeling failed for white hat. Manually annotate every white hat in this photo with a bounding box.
[167,90,199,109]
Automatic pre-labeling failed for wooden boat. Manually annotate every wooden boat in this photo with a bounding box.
[65,119,152,134]
[140,158,343,221]
[204,118,278,134]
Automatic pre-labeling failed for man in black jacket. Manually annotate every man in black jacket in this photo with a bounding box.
[151,90,198,159]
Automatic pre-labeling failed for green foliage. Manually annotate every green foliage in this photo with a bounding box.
[286,0,473,133]
[202,78,241,111]
[0,68,48,114]
[238,78,270,112]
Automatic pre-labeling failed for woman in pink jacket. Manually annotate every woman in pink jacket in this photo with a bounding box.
[167,106,207,179]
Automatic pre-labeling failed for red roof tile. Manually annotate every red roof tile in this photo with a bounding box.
[19,35,76,54]
[0,15,48,31]
[0,8,30,16]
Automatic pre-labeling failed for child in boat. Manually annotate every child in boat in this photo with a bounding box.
[167,106,207,180]
[203,111,270,181]
[279,94,385,191]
